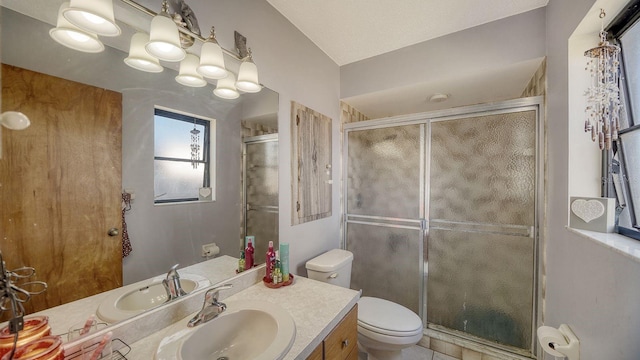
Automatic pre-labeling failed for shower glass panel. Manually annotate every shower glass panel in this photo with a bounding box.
[347,125,422,219]
[243,136,279,257]
[427,110,537,352]
[347,223,422,313]
[345,124,424,316]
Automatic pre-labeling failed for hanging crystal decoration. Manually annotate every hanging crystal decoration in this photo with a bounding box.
[584,9,621,151]
[190,120,200,169]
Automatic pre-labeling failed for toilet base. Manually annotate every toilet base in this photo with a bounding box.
[358,343,403,360]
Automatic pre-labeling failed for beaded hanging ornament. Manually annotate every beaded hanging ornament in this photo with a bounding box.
[584,9,622,151]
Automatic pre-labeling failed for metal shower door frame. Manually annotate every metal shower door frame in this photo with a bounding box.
[342,96,544,357]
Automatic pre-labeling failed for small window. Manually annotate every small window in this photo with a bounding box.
[604,5,640,240]
[154,108,214,203]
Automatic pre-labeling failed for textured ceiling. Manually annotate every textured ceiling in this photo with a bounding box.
[266,0,549,65]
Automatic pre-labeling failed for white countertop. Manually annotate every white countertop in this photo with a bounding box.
[126,275,360,360]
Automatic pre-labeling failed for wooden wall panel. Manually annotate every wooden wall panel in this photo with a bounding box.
[291,101,332,225]
[1,64,122,317]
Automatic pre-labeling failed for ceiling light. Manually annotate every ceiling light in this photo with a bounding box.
[214,72,240,99]
[124,32,163,73]
[235,48,261,93]
[176,54,207,87]
[62,0,121,37]
[429,93,449,103]
[50,2,105,53]
[146,0,186,62]
[197,27,227,79]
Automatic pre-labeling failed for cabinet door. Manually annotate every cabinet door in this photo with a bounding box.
[306,342,323,360]
[291,101,332,225]
[324,305,358,360]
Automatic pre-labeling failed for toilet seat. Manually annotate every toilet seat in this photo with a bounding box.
[357,297,422,337]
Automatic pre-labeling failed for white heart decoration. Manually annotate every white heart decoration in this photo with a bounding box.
[199,188,212,198]
[571,199,605,223]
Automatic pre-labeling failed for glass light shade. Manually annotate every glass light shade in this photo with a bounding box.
[49,2,104,53]
[214,72,240,99]
[197,41,227,79]
[175,54,207,87]
[1,112,31,131]
[236,59,261,93]
[146,14,185,62]
[62,0,121,37]
[124,33,163,73]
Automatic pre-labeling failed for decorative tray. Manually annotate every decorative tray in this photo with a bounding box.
[263,274,294,289]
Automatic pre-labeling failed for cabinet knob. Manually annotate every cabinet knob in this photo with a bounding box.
[342,339,349,348]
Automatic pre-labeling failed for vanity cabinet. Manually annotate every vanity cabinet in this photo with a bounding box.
[307,304,358,360]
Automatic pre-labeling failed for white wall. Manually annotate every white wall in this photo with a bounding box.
[121,88,244,284]
[545,0,640,358]
[167,0,342,275]
[340,8,546,99]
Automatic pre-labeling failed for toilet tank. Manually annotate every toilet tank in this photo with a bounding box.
[305,249,353,288]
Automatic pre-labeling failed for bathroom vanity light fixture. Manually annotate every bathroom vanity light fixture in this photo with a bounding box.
[236,49,261,93]
[49,0,262,99]
[176,54,207,87]
[584,9,621,151]
[124,32,164,73]
[62,0,121,37]
[145,0,186,62]
[124,0,261,98]
[50,2,105,53]
[213,72,240,100]
[197,27,227,80]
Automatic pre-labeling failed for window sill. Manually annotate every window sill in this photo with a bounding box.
[566,227,640,263]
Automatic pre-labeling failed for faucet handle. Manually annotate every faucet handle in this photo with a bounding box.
[205,284,233,304]
[166,264,180,278]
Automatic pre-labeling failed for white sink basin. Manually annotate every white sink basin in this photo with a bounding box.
[155,300,296,360]
[97,274,210,323]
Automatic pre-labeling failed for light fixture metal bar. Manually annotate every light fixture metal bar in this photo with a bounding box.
[118,0,243,61]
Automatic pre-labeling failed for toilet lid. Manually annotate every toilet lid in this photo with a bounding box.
[357,297,422,336]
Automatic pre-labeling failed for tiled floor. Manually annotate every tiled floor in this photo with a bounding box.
[358,345,457,360]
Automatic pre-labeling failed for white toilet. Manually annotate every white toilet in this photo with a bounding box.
[306,249,423,360]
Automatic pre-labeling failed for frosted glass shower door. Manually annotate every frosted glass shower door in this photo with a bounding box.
[345,124,425,315]
[427,110,537,354]
[243,135,279,257]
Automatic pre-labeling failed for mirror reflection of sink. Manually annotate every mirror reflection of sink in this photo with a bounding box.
[155,300,296,360]
[97,274,210,323]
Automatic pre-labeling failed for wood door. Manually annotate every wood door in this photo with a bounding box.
[0,64,123,317]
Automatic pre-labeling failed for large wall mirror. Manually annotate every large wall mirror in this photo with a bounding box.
[0,0,279,323]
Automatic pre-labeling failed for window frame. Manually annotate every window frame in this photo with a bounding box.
[603,2,640,241]
[153,107,214,204]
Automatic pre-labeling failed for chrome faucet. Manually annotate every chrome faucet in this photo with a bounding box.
[187,284,233,327]
[162,264,187,301]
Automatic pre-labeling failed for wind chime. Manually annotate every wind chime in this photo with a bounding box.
[190,119,200,169]
[584,9,621,151]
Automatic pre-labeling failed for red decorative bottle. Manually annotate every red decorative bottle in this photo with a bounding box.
[265,241,276,282]
[245,236,255,270]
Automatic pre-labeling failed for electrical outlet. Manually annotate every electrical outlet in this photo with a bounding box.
[201,243,218,257]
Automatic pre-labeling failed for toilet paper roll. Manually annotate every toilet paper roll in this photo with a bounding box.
[537,326,568,357]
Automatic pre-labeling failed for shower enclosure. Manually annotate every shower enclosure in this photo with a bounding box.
[343,98,542,357]
[242,134,279,257]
